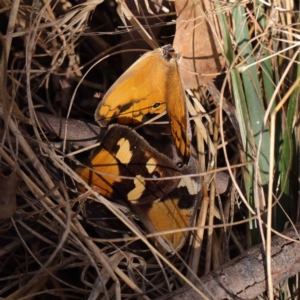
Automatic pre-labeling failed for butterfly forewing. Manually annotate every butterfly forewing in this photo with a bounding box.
[77,125,181,204]
[95,48,169,126]
[166,57,191,164]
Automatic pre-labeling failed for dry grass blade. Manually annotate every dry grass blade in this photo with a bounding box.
[116,0,158,49]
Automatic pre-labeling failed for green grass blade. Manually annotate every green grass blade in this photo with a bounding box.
[217,7,254,215]
[233,5,271,186]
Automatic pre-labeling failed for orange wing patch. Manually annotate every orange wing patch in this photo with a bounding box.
[77,147,121,198]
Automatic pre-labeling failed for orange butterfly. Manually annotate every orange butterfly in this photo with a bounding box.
[95,45,191,164]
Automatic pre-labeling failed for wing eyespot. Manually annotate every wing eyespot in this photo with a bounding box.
[152,102,162,109]
[151,171,160,179]
[176,162,183,168]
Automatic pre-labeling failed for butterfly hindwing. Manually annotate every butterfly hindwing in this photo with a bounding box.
[133,151,202,252]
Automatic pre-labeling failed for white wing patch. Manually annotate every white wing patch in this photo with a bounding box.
[116,138,132,164]
[177,177,201,195]
[146,157,157,174]
[127,175,145,202]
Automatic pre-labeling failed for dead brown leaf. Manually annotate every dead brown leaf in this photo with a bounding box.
[173,0,225,89]
[35,112,104,148]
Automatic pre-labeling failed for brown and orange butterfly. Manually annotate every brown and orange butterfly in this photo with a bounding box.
[77,125,201,252]
[95,45,191,165]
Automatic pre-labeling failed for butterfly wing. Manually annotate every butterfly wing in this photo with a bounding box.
[133,151,201,252]
[95,48,169,126]
[166,57,191,164]
[77,125,181,204]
